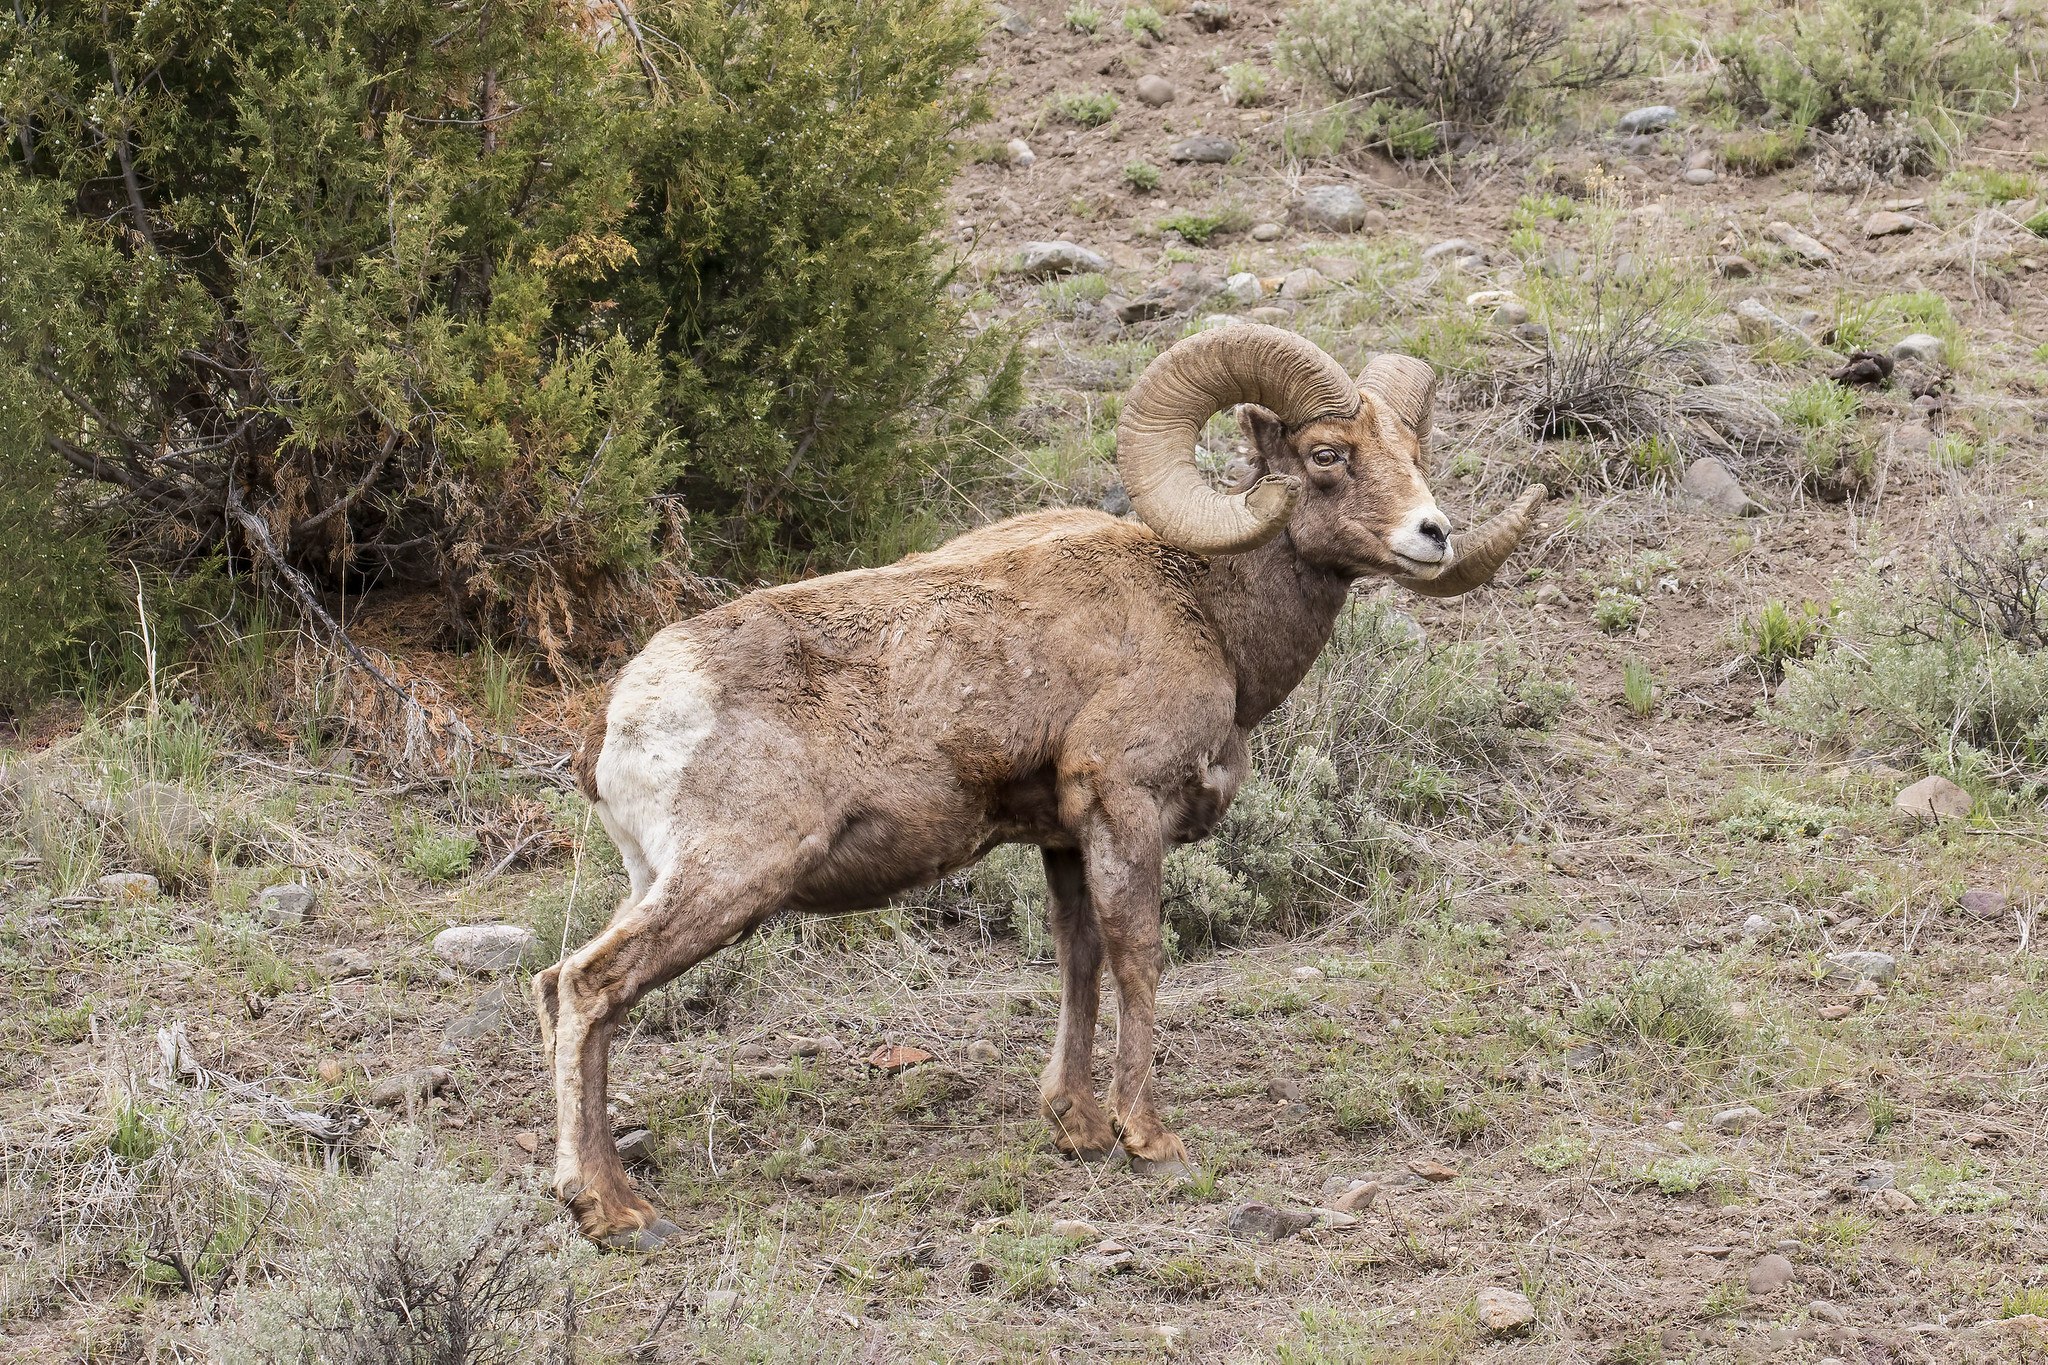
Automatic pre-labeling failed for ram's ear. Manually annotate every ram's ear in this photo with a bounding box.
[1236,403,1287,458]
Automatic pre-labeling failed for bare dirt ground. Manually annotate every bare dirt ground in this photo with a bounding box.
[5,1,2048,1361]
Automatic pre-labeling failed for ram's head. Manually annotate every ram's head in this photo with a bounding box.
[1115,324,1545,595]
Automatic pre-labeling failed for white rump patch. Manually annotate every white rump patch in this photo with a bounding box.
[593,628,720,868]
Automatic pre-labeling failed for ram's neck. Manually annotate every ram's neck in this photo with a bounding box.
[1195,534,1353,728]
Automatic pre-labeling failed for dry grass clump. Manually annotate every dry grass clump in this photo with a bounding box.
[0,1036,313,1322]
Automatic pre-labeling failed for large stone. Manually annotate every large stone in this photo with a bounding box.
[1713,1105,1764,1134]
[433,923,536,974]
[1894,774,1971,820]
[1169,136,1236,164]
[1959,887,2009,919]
[1421,238,1485,267]
[118,781,211,849]
[1005,138,1035,169]
[255,883,316,927]
[1765,221,1834,265]
[1892,332,1945,365]
[1227,1201,1314,1241]
[1747,1253,1797,1296]
[96,871,161,903]
[1291,184,1370,232]
[366,1065,454,1108]
[1731,297,1808,347]
[1277,268,1329,300]
[1683,168,1718,185]
[1821,951,1898,986]
[1617,105,1679,134]
[1135,74,1175,106]
[1864,211,1922,238]
[1477,1286,1537,1334]
[1249,222,1283,241]
[1221,271,1264,304]
[1680,457,1762,516]
[1005,241,1109,278]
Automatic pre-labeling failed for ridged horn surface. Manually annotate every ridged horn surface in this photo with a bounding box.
[1397,484,1549,598]
[1117,324,1358,555]
[1357,353,1439,442]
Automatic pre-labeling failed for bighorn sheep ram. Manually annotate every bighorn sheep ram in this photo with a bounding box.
[538,324,1545,1248]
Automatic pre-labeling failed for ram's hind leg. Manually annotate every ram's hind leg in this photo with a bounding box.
[1038,848,1118,1161]
[551,854,788,1250]
[535,803,657,1068]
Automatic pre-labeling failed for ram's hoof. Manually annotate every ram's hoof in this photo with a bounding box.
[599,1216,683,1253]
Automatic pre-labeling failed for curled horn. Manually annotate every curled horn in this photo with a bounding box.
[1357,353,1439,442]
[1396,484,1550,598]
[1116,324,1358,555]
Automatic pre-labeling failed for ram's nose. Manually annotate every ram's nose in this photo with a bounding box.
[1390,506,1451,565]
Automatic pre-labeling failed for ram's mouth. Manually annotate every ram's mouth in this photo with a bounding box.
[1390,551,1448,577]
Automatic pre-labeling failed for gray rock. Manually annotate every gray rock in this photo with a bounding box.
[1680,457,1762,516]
[97,871,161,903]
[1892,332,1945,365]
[1170,136,1237,164]
[1492,300,1531,326]
[966,1038,1000,1062]
[1731,297,1810,348]
[1959,888,2008,919]
[1135,74,1175,107]
[1006,241,1110,278]
[1220,271,1264,304]
[1742,913,1772,936]
[1747,1253,1797,1295]
[1864,211,1922,237]
[441,982,511,1051]
[1477,1286,1538,1334]
[1277,267,1328,300]
[1618,105,1679,134]
[1765,221,1834,264]
[615,1128,656,1164]
[1250,222,1283,241]
[1291,184,1370,232]
[1421,238,1485,266]
[118,781,211,849]
[1894,773,1970,820]
[314,946,375,979]
[433,923,535,975]
[1005,137,1035,169]
[1683,168,1718,185]
[1821,951,1898,986]
[255,883,316,927]
[1713,1105,1764,1134]
[366,1066,454,1108]
[1716,254,1756,278]
[1227,1201,1314,1241]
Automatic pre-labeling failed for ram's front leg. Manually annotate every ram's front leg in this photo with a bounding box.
[1082,794,1190,1177]
[1039,847,1118,1161]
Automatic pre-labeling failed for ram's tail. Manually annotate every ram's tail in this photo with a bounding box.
[571,706,607,804]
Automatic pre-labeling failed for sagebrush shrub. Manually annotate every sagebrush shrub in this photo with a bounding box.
[1718,0,2022,128]
[210,1144,580,1365]
[1277,0,1636,129]
[1774,526,2048,789]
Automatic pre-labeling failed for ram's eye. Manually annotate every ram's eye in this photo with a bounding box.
[1309,446,1346,468]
